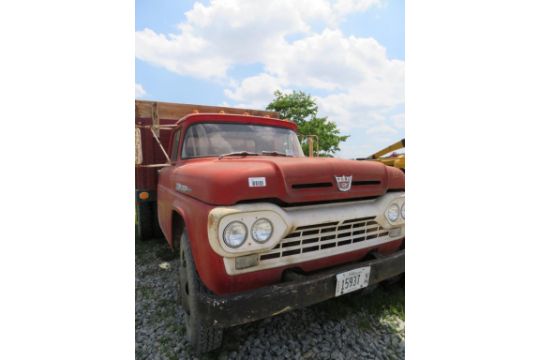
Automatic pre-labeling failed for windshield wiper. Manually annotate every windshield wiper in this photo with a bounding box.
[261,151,290,157]
[218,151,259,160]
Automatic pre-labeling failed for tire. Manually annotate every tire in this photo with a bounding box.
[136,202,154,240]
[178,231,224,354]
[151,202,163,238]
[173,222,183,306]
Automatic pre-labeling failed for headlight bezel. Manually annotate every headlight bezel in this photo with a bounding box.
[400,203,405,219]
[251,218,274,243]
[222,221,248,248]
[215,209,288,255]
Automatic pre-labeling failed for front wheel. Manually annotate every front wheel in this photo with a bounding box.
[178,231,224,354]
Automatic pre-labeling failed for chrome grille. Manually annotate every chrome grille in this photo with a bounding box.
[259,216,389,262]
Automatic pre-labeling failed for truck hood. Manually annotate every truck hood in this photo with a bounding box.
[170,156,404,206]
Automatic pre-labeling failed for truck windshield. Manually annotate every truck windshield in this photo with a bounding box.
[182,123,304,158]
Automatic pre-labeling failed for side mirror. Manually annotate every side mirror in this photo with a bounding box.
[135,128,143,165]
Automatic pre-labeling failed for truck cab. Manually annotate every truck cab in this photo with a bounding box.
[135,101,405,353]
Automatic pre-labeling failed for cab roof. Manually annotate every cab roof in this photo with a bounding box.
[176,113,297,132]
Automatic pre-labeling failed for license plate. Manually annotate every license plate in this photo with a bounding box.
[335,267,371,297]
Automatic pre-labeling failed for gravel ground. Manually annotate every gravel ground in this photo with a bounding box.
[136,238,405,360]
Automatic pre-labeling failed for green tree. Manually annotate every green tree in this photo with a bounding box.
[266,90,349,157]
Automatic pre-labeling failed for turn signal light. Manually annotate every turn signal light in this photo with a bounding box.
[389,228,402,238]
[235,254,259,270]
[139,192,149,200]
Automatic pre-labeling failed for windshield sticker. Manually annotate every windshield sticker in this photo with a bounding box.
[248,177,266,187]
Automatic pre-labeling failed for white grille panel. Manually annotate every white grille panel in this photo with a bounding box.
[259,216,389,262]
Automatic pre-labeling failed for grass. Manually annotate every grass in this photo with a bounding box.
[313,279,405,337]
[355,284,405,320]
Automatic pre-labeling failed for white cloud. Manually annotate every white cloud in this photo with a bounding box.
[315,85,403,131]
[391,113,405,129]
[366,124,398,135]
[224,73,287,109]
[223,30,403,128]
[135,0,382,80]
[135,83,146,98]
[335,141,370,159]
[135,0,403,153]
[334,0,381,15]
[266,30,394,90]
[135,28,229,79]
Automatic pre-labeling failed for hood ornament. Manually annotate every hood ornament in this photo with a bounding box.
[335,175,352,192]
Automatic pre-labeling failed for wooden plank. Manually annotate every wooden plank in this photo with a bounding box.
[135,128,143,165]
[151,102,160,136]
[135,99,280,120]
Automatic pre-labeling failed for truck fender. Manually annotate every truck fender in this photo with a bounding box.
[168,205,189,250]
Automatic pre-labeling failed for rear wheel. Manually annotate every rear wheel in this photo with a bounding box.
[136,202,154,240]
[136,201,163,240]
[178,231,224,354]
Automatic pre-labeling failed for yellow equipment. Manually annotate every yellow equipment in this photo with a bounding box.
[362,138,405,171]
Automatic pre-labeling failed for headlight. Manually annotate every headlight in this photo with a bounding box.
[386,203,400,223]
[401,203,405,219]
[251,218,273,243]
[223,221,247,248]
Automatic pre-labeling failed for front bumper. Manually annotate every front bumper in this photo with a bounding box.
[196,249,404,328]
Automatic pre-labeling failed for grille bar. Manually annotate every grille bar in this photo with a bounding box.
[259,217,389,263]
[282,223,380,243]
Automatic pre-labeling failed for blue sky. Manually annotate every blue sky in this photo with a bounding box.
[136,0,404,158]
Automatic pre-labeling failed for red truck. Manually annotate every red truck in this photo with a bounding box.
[135,100,405,353]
